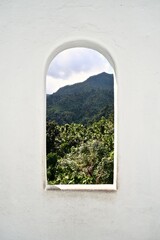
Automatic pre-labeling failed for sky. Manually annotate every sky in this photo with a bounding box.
[46,47,114,94]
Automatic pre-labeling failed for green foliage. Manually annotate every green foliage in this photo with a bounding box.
[47,116,114,184]
[46,72,114,185]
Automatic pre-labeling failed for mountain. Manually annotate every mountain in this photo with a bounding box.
[47,72,114,125]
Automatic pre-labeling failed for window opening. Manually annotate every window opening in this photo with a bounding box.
[46,46,116,190]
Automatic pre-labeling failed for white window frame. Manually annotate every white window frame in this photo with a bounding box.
[44,40,118,191]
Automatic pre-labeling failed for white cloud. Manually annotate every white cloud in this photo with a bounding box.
[46,47,114,94]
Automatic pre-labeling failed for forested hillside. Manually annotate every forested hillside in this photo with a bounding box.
[47,72,114,125]
[46,72,114,184]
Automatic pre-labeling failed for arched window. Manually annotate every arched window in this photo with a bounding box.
[46,44,117,190]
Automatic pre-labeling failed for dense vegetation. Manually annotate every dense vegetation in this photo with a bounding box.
[46,72,114,184]
[47,116,114,184]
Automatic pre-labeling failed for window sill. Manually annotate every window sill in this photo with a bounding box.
[45,183,117,191]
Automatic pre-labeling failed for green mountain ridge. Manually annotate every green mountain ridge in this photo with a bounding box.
[47,72,114,125]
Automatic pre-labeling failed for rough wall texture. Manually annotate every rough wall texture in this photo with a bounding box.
[0,1,160,239]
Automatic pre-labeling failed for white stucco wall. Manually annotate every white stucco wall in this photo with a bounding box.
[0,1,160,239]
